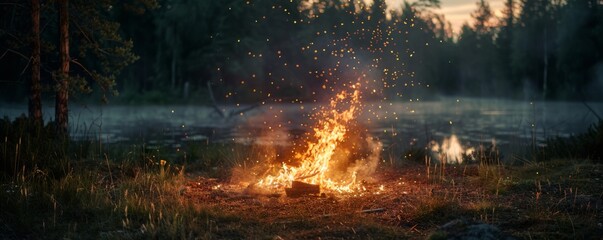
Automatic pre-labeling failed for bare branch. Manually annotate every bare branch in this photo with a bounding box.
[40,16,53,34]
[0,48,28,60]
[207,81,268,119]
[207,81,226,118]
[230,102,262,116]
[72,20,111,56]
[0,30,26,45]
[71,59,95,79]
[582,101,602,121]
[0,48,31,76]
[19,54,31,76]
[0,3,25,8]
[71,21,94,44]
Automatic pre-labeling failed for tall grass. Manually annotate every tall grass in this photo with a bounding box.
[2,116,601,238]
[541,120,603,162]
[0,117,257,238]
[0,158,249,238]
[1,116,72,179]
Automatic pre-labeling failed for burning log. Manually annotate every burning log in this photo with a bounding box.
[285,181,320,197]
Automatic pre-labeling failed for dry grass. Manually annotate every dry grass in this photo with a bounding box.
[0,132,601,238]
[179,159,602,239]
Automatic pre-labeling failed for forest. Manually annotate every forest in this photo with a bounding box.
[2,0,603,107]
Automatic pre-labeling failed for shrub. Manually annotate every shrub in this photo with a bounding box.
[543,120,603,162]
[0,116,70,179]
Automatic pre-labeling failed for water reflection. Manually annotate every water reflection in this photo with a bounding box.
[2,98,600,157]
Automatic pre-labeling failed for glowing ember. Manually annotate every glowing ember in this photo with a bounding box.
[257,84,366,193]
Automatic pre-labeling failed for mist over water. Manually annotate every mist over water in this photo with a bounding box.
[2,98,600,160]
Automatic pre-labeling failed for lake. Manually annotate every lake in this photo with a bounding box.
[2,98,601,160]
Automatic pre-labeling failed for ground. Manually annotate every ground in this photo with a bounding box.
[1,158,602,239]
[181,161,603,239]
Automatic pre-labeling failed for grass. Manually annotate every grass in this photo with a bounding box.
[541,120,603,162]
[1,118,602,239]
[0,148,257,239]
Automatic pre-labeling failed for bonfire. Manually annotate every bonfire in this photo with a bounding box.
[257,83,381,195]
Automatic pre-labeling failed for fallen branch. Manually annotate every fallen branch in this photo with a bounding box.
[207,81,226,118]
[206,81,265,119]
[582,100,601,121]
[360,208,386,214]
[320,208,386,218]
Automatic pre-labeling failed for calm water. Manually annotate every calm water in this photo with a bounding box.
[2,98,601,157]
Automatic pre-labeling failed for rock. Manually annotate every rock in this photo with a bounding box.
[428,218,515,240]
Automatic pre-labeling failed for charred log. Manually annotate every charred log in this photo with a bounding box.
[285,181,320,197]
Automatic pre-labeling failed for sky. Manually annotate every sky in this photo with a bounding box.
[433,0,505,33]
[384,0,506,34]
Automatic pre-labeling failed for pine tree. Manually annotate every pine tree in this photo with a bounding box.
[457,0,496,96]
[495,0,516,89]
[55,0,69,135]
[29,0,42,126]
[512,0,559,99]
[53,0,152,134]
[557,0,603,98]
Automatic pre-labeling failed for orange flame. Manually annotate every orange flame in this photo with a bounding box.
[257,84,363,192]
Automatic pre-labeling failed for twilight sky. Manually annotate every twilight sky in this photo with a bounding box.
[434,0,504,33]
[385,0,505,34]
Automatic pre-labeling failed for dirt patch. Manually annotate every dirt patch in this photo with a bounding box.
[180,163,603,239]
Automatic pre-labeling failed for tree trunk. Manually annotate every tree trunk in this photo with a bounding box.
[29,0,42,126]
[542,27,548,100]
[56,0,69,135]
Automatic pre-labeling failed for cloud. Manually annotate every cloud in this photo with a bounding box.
[345,0,506,34]
[433,0,505,34]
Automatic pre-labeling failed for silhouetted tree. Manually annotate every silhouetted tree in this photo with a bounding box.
[29,0,42,126]
[495,0,516,91]
[512,0,559,99]
[556,0,603,98]
[55,0,69,135]
[457,0,496,96]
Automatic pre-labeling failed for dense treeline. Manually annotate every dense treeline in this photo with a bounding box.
[1,0,156,133]
[458,0,603,100]
[1,0,602,106]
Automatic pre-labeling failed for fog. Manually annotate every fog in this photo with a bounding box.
[3,97,600,161]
